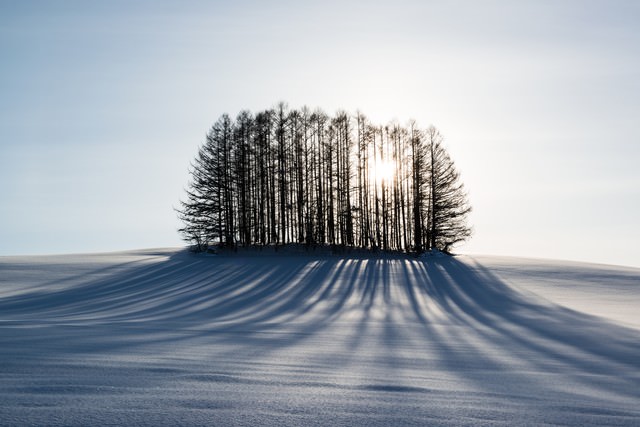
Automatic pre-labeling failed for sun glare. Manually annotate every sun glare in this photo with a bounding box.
[371,159,396,184]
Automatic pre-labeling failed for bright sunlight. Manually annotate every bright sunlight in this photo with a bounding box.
[371,158,396,184]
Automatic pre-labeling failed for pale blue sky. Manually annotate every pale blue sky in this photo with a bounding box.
[1,1,639,267]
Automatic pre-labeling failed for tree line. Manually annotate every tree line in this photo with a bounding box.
[178,103,471,254]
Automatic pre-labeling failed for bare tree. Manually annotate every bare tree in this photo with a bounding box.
[178,115,233,249]
[178,107,472,254]
[425,126,472,253]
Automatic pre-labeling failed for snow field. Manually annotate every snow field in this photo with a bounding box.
[0,249,638,426]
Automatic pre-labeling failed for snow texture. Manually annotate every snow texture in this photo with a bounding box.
[0,249,639,426]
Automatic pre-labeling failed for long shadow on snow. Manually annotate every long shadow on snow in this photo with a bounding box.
[0,251,371,356]
[419,258,640,371]
[398,257,640,404]
[1,250,639,399]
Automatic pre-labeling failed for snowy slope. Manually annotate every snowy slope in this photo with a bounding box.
[0,249,639,426]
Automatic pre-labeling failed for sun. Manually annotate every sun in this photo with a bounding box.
[371,159,396,184]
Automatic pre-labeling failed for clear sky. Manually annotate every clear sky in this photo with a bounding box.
[1,1,639,267]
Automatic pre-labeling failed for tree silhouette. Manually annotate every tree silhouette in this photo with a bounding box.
[425,126,472,252]
[178,106,472,254]
[177,115,232,249]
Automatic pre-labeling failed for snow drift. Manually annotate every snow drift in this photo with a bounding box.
[0,249,638,426]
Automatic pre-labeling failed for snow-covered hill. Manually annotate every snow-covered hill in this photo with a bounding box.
[0,249,638,426]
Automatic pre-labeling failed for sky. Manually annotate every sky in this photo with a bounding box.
[1,0,639,267]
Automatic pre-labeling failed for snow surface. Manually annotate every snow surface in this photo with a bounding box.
[0,248,638,426]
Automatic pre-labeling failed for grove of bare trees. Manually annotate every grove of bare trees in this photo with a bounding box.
[178,104,471,254]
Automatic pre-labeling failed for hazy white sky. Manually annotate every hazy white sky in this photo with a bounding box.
[1,1,639,267]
